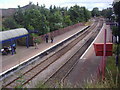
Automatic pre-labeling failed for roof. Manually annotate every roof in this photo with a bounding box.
[0,28,28,42]
[114,0,120,3]
[1,3,40,18]
[1,8,17,18]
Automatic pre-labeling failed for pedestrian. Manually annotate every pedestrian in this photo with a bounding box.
[45,34,49,43]
[12,43,16,54]
[8,46,12,54]
[50,34,54,43]
[33,37,38,49]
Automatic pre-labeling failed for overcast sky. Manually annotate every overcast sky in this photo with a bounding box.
[0,0,114,10]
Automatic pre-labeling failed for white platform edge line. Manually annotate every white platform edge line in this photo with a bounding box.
[0,26,88,76]
[80,23,106,59]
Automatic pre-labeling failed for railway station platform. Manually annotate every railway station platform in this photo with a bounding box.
[0,25,87,74]
[64,24,113,86]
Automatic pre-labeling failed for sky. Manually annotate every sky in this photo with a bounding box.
[0,0,114,10]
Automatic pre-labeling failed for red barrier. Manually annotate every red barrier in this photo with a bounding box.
[93,43,113,56]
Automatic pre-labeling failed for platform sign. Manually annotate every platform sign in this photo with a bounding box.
[93,43,113,56]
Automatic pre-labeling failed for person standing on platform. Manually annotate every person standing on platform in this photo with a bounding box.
[45,34,49,43]
[50,34,54,43]
[12,43,16,54]
[8,46,12,54]
[33,37,38,49]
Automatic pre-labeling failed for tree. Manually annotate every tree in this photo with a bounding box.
[27,24,34,30]
[14,6,25,26]
[24,8,50,34]
[3,3,92,35]
[82,7,91,22]
[48,8,63,31]
[24,9,42,30]
[68,5,91,24]
[39,5,50,34]
[3,17,21,30]
[91,7,100,17]
[112,26,118,37]
[69,5,82,24]
[113,1,120,16]
[113,1,120,76]
[101,8,113,20]
[113,1,120,42]
[63,15,72,27]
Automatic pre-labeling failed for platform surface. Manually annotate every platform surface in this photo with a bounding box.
[65,24,112,86]
[0,26,86,73]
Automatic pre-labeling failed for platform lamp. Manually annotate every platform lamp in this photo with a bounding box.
[113,0,120,66]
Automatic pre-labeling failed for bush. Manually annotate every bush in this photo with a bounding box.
[3,17,21,30]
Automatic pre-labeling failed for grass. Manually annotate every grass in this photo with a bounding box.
[35,44,120,88]
[85,21,93,26]
[84,56,119,88]
[106,56,119,88]
[35,82,51,88]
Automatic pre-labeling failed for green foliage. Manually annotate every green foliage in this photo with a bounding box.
[32,33,41,44]
[36,82,49,88]
[68,5,91,24]
[2,17,21,30]
[48,9,64,31]
[85,78,117,88]
[91,7,100,17]
[31,33,37,37]
[85,43,120,88]
[101,8,113,20]
[111,26,118,37]
[84,8,91,22]
[27,24,34,30]
[1,26,6,31]
[113,44,117,54]
[14,6,25,26]
[106,56,117,78]
[3,4,92,34]
[113,1,120,41]
[85,56,119,88]
[106,56,120,88]
[63,15,72,27]
[113,1,120,16]
[24,9,42,30]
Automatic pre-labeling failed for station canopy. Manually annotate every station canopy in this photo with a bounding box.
[0,28,28,42]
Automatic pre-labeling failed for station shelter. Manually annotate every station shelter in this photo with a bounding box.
[0,28,29,55]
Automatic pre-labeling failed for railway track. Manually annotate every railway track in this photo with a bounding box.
[43,21,104,87]
[2,20,100,88]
